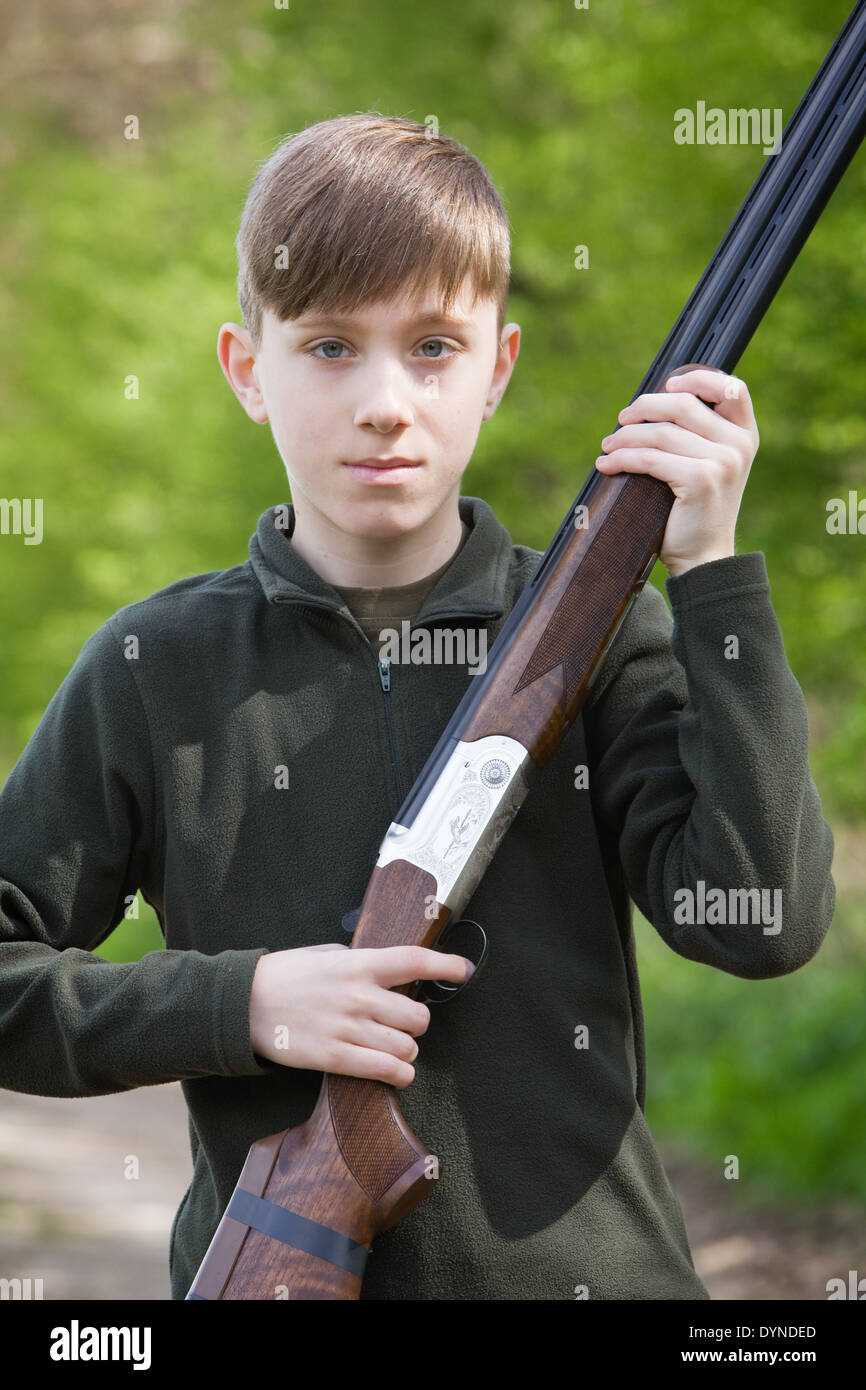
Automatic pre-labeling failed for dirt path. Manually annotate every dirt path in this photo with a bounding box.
[0,1084,191,1300]
[662,1148,866,1301]
[1,1084,863,1300]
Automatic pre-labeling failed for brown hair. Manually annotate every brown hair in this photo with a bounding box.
[235,112,511,351]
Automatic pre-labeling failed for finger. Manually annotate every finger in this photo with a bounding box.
[326,1042,415,1090]
[306,942,350,951]
[370,945,475,988]
[341,1017,420,1063]
[616,384,744,448]
[594,449,708,489]
[662,369,755,431]
[602,421,740,464]
[368,987,431,1037]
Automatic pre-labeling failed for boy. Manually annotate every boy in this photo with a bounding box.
[0,113,834,1301]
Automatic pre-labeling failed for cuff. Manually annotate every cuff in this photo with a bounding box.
[215,947,280,1077]
[665,551,770,612]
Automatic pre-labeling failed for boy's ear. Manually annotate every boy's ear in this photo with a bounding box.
[217,322,269,424]
[482,321,520,422]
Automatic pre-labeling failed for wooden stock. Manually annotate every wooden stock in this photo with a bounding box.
[186,860,450,1300]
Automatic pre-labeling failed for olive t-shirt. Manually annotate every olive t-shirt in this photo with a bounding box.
[332,520,470,653]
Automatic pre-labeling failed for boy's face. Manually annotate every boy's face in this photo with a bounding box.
[218,280,520,545]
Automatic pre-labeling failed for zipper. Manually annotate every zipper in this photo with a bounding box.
[273,594,500,811]
[377,655,407,805]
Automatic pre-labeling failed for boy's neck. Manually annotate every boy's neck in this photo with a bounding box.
[288,494,466,589]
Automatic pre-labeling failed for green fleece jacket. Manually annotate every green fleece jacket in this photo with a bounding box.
[0,494,835,1300]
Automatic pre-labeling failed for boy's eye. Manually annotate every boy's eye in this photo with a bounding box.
[417,339,454,359]
[311,340,348,359]
[308,339,455,360]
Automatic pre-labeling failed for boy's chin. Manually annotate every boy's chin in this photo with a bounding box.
[331,491,457,536]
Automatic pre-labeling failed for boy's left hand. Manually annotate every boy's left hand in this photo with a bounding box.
[594,367,759,577]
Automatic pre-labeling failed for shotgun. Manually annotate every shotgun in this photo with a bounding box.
[187,1,866,1299]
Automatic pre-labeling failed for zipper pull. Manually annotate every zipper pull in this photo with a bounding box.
[378,657,391,692]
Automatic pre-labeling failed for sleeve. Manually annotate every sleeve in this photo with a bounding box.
[0,616,274,1097]
[581,551,835,979]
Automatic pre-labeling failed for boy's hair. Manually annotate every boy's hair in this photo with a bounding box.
[235,112,512,351]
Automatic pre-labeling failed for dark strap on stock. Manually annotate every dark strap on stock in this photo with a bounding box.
[186,1188,368,1298]
[226,1187,369,1277]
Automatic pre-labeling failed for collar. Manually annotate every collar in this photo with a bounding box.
[248,495,512,624]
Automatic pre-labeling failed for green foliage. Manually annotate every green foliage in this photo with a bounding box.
[93,896,163,964]
[1,0,863,1205]
[637,902,866,1204]
[1,0,864,758]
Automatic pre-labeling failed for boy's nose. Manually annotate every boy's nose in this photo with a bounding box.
[353,364,416,431]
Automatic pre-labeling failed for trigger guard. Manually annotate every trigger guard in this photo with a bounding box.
[418,918,488,1006]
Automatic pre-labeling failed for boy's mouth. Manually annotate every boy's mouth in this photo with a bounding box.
[344,457,422,483]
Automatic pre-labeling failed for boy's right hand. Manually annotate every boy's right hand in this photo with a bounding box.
[248,943,475,1088]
